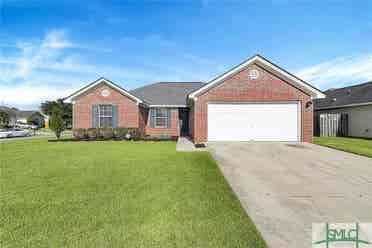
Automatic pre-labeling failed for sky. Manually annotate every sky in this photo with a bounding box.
[0,0,372,110]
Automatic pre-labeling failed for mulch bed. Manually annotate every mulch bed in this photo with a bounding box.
[48,136,178,142]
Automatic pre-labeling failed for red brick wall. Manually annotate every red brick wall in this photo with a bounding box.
[141,108,180,137]
[192,63,313,143]
[73,83,139,129]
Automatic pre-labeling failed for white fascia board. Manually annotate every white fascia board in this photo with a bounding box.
[315,102,372,110]
[189,56,257,99]
[256,57,325,99]
[64,78,143,104]
[188,55,326,100]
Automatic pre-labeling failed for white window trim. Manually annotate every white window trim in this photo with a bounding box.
[97,104,113,128]
[154,108,168,128]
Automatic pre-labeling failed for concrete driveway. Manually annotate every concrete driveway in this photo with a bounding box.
[208,142,372,248]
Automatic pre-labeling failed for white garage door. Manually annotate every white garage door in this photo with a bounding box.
[208,103,300,141]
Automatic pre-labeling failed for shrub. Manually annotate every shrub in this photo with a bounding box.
[49,107,65,139]
[71,128,141,141]
[112,128,140,140]
[127,128,140,140]
[0,110,10,128]
[87,128,98,140]
[99,128,114,139]
[113,128,128,140]
[73,128,87,140]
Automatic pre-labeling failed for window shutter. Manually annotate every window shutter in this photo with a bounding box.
[112,105,118,127]
[166,109,171,128]
[150,108,155,128]
[92,105,98,128]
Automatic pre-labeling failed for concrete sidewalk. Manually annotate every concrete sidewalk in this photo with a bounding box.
[0,135,54,142]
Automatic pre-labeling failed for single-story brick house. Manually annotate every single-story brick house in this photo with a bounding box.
[64,54,325,143]
[314,81,372,138]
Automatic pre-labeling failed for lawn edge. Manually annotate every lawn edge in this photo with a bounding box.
[313,140,372,158]
[203,152,268,247]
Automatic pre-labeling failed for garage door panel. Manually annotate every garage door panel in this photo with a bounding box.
[208,103,299,141]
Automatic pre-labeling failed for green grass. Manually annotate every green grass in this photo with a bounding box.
[0,139,266,248]
[314,136,372,158]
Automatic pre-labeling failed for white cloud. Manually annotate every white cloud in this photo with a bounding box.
[0,29,114,82]
[0,29,77,81]
[43,29,75,49]
[295,54,372,89]
[0,29,98,108]
[0,29,218,109]
[0,70,94,109]
[0,84,70,106]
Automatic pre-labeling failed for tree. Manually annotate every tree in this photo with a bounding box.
[27,112,45,128]
[0,110,10,128]
[40,99,72,128]
[49,107,65,139]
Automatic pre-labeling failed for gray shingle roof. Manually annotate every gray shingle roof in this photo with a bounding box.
[130,82,205,106]
[314,81,372,110]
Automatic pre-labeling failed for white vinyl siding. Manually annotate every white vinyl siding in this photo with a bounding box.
[317,105,372,138]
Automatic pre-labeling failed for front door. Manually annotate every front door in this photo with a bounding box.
[178,108,189,136]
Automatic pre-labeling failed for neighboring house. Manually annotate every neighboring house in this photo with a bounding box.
[40,113,50,128]
[0,106,47,126]
[64,54,325,143]
[0,106,41,126]
[314,81,372,138]
[14,111,37,125]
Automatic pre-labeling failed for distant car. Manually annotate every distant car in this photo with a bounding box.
[30,125,38,129]
[8,128,31,138]
[15,123,37,129]
[0,129,12,138]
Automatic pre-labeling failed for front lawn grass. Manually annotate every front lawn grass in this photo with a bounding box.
[0,139,266,248]
[313,136,372,158]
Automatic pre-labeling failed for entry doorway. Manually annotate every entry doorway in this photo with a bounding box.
[178,108,189,137]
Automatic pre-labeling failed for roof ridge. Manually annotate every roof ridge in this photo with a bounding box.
[326,81,372,91]
[150,81,205,85]
[130,81,205,92]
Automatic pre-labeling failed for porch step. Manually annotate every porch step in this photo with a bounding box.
[176,137,207,152]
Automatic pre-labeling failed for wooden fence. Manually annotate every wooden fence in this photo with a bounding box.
[314,113,348,137]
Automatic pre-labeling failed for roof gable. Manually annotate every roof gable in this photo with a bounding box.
[188,54,325,99]
[64,78,143,104]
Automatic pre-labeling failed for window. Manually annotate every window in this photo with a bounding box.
[154,108,168,128]
[97,105,113,128]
